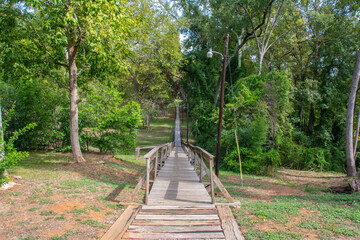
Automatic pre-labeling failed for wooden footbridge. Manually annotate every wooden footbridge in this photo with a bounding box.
[101,107,244,240]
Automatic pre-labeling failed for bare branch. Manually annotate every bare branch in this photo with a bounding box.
[54,61,68,68]
[76,91,87,104]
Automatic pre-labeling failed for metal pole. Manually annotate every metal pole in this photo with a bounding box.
[215,34,229,177]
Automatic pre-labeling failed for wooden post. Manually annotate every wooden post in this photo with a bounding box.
[135,148,140,160]
[186,103,189,144]
[200,153,203,182]
[215,34,230,176]
[145,157,150,205]
[154,151,158,181]
[209,157,215,204]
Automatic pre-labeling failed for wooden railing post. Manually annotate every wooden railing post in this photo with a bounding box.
[154,152,158,181]
[200,153,203,183]
[135,148,140,160]
[209,157,215,204]
[145,157,150,205]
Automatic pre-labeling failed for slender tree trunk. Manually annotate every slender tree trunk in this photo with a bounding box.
[147,108,151,132]
[353,105,360,158]
[307,102,315,135]
[237,34,243,68]
[346,50,360,177]
[0,104,7,177]
[258,53,264,74]
[68,40,85,163]
[299,105,303,131]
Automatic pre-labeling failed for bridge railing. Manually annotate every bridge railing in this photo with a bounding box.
[182,142,234,204]
[132,142,174,204]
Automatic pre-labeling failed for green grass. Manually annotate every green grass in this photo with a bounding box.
[298,221,322,230]
[79,220,106,228]
[223,168,360,239]
[40,210,56,216]
[105,204,123,210]
[39,199,55,205]
[27,207,39,212]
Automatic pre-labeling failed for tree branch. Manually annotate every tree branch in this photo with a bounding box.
[37,70,70,90]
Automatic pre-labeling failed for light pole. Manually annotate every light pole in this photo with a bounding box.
[207,34,230,176]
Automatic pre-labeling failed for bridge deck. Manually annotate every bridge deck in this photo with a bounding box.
[147,147,212,206]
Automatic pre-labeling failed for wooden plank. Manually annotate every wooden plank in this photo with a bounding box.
[100,205,141,240]
[123,232,225,239]
[139,209,217,215]
[135,214,219,220]
[131,219,221,226]
[216,205,245,240]
[142,205,215,209]
[127,225,222,233]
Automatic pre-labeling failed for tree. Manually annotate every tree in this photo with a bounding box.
[125,0,183,130]
[346,50,360,177]
[246,0,286,74]
[21,0,137,162]
[0,103,5,178]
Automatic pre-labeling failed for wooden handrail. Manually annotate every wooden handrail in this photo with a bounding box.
[135,145,162,160]
[129,142,174,205]
[182,141,234,204]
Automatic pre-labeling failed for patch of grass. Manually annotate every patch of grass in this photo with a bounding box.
[59,178,102,189]
[96,196,107,201]
[324,222,360,236]
[28,194,40,200]
[55,215,66,220]
[27,207,39,212]
[304,186,324,193]
[17,220,30,225]
[87,186,98,193]
[85,205,103,212]
[11,192,22,196]
[79,220,106,228]
[298,221,322,230]
[71,208,87,214]
[242,201,302,223]
[105,204,123,210]
[40,210,56,216]
[39,199,55,204]
[29,226,40,230]
[21,237,39,240]
[260,231,302,240]
[105,211,117,215]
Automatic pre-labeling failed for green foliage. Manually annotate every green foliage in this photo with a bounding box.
[222,72,292,174]
[80,85,141,153]
[0,105,36,185]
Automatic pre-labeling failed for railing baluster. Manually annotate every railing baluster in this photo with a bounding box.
[209,157,215,204]
[200,153,203,183]
[145,157,150,205]
[154,151,158,180]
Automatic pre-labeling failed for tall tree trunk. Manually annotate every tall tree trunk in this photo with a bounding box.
[346,50,360,177]
[299,105,303,131]
[68,40,85,163]
[0,104,7,177]
[307,102,315,135]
